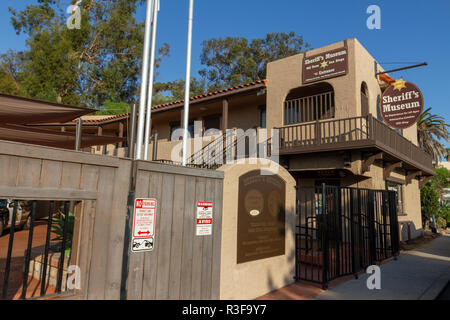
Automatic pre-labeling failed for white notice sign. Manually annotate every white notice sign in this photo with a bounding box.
[196,201,213,236]
[132,198,157,253]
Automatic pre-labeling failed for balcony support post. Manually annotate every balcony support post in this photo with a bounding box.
[221,99,229,132]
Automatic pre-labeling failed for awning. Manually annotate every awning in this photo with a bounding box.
[0,124,126,149]
[0,93,95,125]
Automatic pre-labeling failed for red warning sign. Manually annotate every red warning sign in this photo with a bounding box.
[196,202,213,236]
[133,198,157,238]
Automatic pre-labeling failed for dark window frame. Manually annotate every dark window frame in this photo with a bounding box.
[258,105,267,128]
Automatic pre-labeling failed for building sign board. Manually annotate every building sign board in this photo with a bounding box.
[237,170,286,264]
[303,47,348,84]
[380,79,423,130]
[196,201,213,236]
[131,198,157,253]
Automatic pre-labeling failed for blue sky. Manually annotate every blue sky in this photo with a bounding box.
[1,0,449,125]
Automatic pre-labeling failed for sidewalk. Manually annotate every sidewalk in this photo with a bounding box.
[315,234,450,300]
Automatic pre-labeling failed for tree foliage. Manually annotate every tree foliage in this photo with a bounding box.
[199,32,310,91]
[421,166,450,228]
[3,0,169,108]
[421,183,440,227]
[417,107,450,162]
[153,77,206,105]
[1,2,311,114]
[0,50,25,96]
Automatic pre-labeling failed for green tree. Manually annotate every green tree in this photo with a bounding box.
[421,182,440,227]
[0,50,25,96]
[199,32,310,91]
[5,0,169,107]
[421,166,450,228]
[96,100,130,115]
[417,107,450,162]
[153,77,206,104]
[432,167,450,198]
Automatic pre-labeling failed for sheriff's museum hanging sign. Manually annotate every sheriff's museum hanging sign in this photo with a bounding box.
[380,78,424,130]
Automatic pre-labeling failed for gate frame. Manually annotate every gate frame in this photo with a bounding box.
[295,183,400,289]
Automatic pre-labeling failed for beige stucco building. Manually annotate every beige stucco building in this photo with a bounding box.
[41,38,434,240]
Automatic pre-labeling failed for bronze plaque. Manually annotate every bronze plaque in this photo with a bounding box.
[237,170,286,264]
[303,47,348,84]
[380,80,423,130]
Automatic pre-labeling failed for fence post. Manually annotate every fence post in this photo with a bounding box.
[389,191,400,259]
[75,118,82,151]
[382,191,389,260]
[357,189,362,278]
[321,183,329,289]
[294,186,299,281]
[128,104,137,159]
[367,190,377,265]
[120,160,138,300]
[1,201,18,300]
[349,189,357,278]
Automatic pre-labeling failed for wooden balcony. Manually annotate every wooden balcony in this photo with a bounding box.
[277,115,434,175]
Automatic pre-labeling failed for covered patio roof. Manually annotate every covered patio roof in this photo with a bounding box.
[0,93,95,124]
[0,93,125,149]
[0,124,126,149]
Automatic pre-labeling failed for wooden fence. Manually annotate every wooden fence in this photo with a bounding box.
[126,162,223,300]
[0,139,223,300]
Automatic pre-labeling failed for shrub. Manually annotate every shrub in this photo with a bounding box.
[51,211,75,256]
[421,184,440,227]
[437,215,447,229]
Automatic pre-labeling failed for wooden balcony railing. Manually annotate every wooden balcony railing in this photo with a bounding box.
[277,115,433,173]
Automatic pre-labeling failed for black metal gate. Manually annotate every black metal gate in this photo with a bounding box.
[295,184,400,289]
[1,200,74,300]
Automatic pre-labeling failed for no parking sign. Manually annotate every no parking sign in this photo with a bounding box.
[131,198,156,252]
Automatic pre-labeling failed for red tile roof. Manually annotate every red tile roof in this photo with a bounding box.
[73,80,267,124]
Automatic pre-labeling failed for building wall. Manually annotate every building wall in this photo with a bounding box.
[266,38,424,239]
[266,39,360,131]
[218,160,296,300]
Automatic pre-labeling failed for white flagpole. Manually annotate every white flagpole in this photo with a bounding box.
[182,0,194,166]
[143,0,160,160]
[135,0,154,160]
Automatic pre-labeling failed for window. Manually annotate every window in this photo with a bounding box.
[203,115,221,132]
[386,181,404,215]
[361,82,369,116]
[170,121,195,141]
[259,105,266,128]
